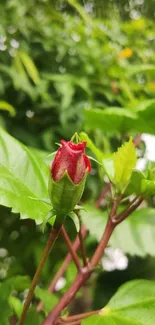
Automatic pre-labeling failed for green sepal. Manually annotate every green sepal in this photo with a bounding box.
[74,204,87,212]
[48,171,88,222]
[42,209,56,232]
[68,211,80,232]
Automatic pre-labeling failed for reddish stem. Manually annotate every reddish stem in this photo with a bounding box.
[37,226,88,312]
[133,133,142,147]
[113,196,143,225]
[42,195,142,325]
[62,309,100,322]
[19,225,62,325]
[61,225,81,270]
[42,206,116,325]
[78,221,88,266]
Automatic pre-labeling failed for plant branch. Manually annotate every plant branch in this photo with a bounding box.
[133,133,142,147]
[37,225,88,312]
[61,225,81,270]
[61,309,100,322]
[78,223,88,266]
[19,224,62,325]
[42,200,118,325]
[42,195,143,325]
[112,196,143,225]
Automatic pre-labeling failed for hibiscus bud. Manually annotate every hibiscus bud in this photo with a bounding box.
[48,140,91,220]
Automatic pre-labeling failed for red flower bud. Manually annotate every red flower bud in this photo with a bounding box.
[51,140,91,184]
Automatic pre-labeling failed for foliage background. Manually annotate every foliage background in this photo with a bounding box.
[0,0,155,323]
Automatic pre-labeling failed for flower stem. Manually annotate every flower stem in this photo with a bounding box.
[19,224,62,325]
[61,225,81,270]
[37,226,88,312]
[42,213,115,325]
[78,223,88,266]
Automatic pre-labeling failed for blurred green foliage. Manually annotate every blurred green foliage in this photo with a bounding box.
[1,0,155,148]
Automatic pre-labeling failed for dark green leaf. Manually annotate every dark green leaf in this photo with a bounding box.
[35,286,58,313]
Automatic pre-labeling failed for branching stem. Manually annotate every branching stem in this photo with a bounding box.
[42,195,143,325]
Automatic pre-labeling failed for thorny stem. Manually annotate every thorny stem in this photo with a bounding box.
[19,224,62,325]
[61,225,81,270]
[42,195,143,325]
[37,225,88,312]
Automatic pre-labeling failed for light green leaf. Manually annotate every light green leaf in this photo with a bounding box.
[18,51,40,85]
[0,276,30,325]
[0,128,50,224]
[82,280,155,325]
[82,314,141,325]
[0,101,16,116]
[24,307,44,325]
[141,179,155,195]
[127,64,155,77]
[35,286,58,313]
[102,157,114,182]
[113,138,137,191]
[81,205,155,256]
[125,170,145,195]
[84,108,137,134]
[80,132,104,162]
[134,100,155,134]
[9,296,23,318]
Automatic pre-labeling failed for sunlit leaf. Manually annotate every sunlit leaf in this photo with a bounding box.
[0,101,16,116]
[0,128,50,224]
[82,280,155,325]
[113,138,137,191]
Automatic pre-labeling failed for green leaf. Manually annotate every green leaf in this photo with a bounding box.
[102,157,114,182]
[134,100,155,135]
[82,280,155,325]
[80,132,104,162]
[0,128,50,224]
[18,51,40,85]
[9,296,23,318]
[127,64,155,76]
[82,314,141,325]
[81,205,155,256]
[125,170,145,195]
[0,276,30,325]
[35,287,58,313]
[113,138,137,191]
[24,307,44,325]
[84,101,155,135]
[0,101,16,116]
[141,179,155,195]
[84,108,137,134]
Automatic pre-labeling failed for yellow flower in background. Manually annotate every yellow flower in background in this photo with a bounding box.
[148,83,155,91]
[118,48,133,59]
